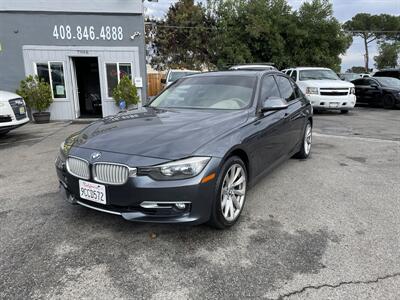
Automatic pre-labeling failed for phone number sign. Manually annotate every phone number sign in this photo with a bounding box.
[53,25,124,41]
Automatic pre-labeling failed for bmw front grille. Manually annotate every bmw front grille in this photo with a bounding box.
[66,157,90,180]
[93,163,136,185]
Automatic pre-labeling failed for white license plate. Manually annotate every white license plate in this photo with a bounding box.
[19,107,25,114]
[329,102,339,108]
[79,180,106,204]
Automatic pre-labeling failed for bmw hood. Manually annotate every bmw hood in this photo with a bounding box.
[71,107,248,159]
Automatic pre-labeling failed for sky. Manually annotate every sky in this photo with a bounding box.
[144,0,400,72]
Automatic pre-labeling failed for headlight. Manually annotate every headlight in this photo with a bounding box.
[60,132,80,156]
[306,87,319,95]
[140,157,211,180]
[350,87,355,94]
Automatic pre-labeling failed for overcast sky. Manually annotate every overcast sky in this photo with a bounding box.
[145,0,400,72]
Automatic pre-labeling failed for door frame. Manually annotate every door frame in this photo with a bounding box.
[70,56,102,119]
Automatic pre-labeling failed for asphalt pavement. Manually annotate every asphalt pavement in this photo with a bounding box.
[0,107,399,299]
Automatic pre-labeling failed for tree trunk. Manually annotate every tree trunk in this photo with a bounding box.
[363,34,369,72]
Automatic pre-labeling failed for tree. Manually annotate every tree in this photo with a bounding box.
[293,0,352,71]
[374,42,400,69]
[148,0,216,70]
[211,0,350,70]
[346,66,368,73]
[344,13,400,72]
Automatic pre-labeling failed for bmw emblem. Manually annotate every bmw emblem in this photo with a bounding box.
[91,152,102,160]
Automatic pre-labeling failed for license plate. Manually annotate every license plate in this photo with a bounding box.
[19,107,25,114]
[79,180,106,204]
[329,102,339,108]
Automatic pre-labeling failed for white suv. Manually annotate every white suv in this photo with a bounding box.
[0,91,30,135]
[283,67,356,113]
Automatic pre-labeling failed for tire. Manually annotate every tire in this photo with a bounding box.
[293,121,312,159]
[0,131,9,137]
[383,95,395,109]
[340,110,349,114]
[207,156,247,229]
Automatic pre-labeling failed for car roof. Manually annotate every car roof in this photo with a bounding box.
[188,70,279,78]
[289,67,331,71]
[230,64,276,70]
[375,69,400,72]
[168,69,201,73]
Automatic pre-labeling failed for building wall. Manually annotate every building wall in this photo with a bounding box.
[0,7,147,119]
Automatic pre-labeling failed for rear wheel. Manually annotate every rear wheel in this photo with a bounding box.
[340,110,349,114]
[293,121,312,159]
[383,95,395,109]
[208,156,247,229]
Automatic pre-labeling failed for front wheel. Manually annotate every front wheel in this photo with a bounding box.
[383,95,395,109]
[293,121,312,159]
[208,156,247,229]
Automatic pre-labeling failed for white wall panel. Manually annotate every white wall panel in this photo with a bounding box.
[23,45,142,120]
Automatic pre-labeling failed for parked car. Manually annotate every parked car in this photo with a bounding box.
[0,91,30,135]
[230,64,277,71]
[374,69,400,80]
[352,77,400,109]
[284,67,356,113]
[161,69,200,87]
[56,70,313,229]
[339,73,370,82]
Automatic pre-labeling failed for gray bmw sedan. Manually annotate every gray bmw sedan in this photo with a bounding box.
[56,70,313,228]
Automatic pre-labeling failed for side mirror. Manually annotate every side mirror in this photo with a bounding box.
[161,78,166,84]
[261,97,289,113]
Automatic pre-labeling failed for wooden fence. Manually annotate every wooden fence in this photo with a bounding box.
[147,73,164,97]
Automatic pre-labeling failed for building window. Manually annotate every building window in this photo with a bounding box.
[35,62,66,99]
[105,63,132,97]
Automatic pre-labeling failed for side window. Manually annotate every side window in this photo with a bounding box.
[291,70,297,81]
[260,76,281,102]
[35,62,66,99]
[276,76,296,102]
[105,62,133,97]
[286,69,292,75]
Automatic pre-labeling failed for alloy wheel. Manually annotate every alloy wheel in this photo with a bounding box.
[220,164,246,222]
[304,124,312,155]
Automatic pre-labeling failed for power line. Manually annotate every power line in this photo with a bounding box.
[145,23,400,34]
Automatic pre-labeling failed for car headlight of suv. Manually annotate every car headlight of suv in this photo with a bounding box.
[306,87,319,95]
[350,87,355,94]
[140,157,211,180]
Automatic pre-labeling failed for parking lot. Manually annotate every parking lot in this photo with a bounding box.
[0,107,399,299]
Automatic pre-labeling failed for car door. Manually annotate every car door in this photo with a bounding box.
[353,78,368,104]
[250,75,288,177]
[366,78,384,105]
[275,75,306,154]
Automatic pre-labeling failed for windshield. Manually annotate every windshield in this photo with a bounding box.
[150,76,256,110]
[375,77,400,88]
[299,69,340,81]
[168,71,199,83]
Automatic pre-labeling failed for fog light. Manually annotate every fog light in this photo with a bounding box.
[175,203,186,210]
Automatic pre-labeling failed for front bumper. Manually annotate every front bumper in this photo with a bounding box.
[307,94,356,110]
[56,154,221,225]
[0,117,30,133]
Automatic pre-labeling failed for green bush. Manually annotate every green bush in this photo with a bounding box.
[16,75,53,113]
[112,75,140,107]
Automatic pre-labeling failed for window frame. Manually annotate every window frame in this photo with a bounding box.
[104,62,133,98]
[34,61,67,100]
